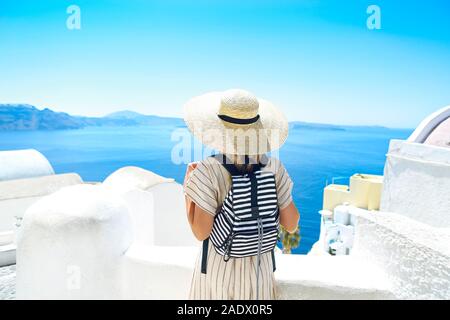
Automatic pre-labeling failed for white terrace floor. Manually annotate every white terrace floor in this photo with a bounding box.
[0,265,16,300]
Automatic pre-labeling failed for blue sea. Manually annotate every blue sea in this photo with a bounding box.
[0,124,412,254]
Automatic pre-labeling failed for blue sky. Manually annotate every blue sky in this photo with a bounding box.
[0,0,449,128]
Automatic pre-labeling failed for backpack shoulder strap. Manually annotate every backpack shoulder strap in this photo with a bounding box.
[201,238,209,274]
[271,249,276,272]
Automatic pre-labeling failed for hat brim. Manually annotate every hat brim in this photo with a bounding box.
[183,91,289,155]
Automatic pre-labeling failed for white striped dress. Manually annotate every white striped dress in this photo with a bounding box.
[184,155,294,300]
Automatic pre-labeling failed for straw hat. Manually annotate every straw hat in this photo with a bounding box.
[183,89,289,155]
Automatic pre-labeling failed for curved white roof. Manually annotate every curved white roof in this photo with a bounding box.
[0,149,54,182]
[423,116,450,148]
[408,105,450,147]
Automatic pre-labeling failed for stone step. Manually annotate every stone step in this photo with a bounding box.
[0,243,16,267]
[275,254,395,299]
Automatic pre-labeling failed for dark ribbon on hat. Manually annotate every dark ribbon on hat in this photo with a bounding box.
[217,114,260,125]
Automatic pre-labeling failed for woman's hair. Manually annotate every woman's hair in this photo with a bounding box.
[232,154,262,173]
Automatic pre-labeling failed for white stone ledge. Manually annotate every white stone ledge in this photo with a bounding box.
[350,206,450,299]
[0,173,83,201]
[122,244,394,300]
[0,173,84,246]
[350,207,450,256]
[388,139,450,166]
[275,254,394,299]
[122,244,198,300]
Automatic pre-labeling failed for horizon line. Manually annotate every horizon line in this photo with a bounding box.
[0,103,415,131]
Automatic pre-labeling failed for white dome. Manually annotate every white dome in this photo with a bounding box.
[0,149,54,181]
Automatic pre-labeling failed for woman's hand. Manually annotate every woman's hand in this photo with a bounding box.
[184,162,198,188]
[279,201,300,233]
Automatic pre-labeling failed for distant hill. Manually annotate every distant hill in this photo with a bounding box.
[105,110,185,126]
[0,104,85,131]
[290,121,346,131]
[106,110,146,119]
[0,104,183,131]
[0,104,388,132]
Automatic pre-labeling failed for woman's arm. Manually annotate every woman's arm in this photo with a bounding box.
[184,162,215,241]
[185,197,214,241]
[279,201,300,233]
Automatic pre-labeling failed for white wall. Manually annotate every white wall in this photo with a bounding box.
[16,163,449,299]
[381,140,450,228]
[0,173,83,232]
[16,175,398,300]
[122,244,198,299]
[150,183,198,247]
[103,166,198,247]
[16,185,133,299]
[15,171,199,299]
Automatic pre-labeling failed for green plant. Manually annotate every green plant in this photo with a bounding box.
[279,225,301,254]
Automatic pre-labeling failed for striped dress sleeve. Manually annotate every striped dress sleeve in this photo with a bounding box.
[184,161,219,216]
[273,159,294,209]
